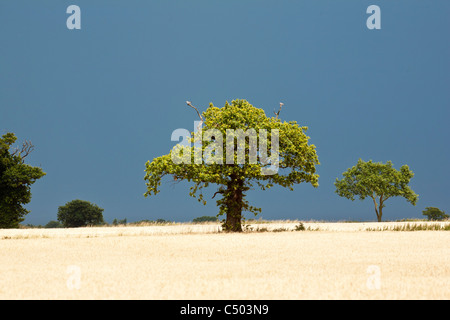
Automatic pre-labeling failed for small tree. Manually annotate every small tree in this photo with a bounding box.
[0,133,46,228]
[57,199,104,227]
[422,207,448,221]
[335,159,418,222]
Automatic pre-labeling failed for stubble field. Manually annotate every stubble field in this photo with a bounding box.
[0,221,449,299]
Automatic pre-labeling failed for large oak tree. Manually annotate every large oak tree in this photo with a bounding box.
[144,99,319,232]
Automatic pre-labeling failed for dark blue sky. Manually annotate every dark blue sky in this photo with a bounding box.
[1,1,449,224]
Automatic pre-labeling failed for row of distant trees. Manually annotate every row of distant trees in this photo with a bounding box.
[31,202,448,229]
[27,198,221,228]
[42,199,173,228]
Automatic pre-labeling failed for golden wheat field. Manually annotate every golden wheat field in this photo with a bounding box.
[0,221,449,300]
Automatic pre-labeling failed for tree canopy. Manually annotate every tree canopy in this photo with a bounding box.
[335,159,418,222]
[144,99,319,231]
[0,133,46,228]
[422,207,448,221]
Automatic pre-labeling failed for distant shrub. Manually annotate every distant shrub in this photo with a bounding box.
[112,218,127,225]
[294,222,305,231]
[245,226,269,232]
[45,220,63,228]
[193,216,219,223]
[272,227,289,232]
[422,207,448,221]
[133,219,153,225]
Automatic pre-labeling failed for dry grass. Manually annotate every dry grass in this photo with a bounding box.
[0,222,449,299]
[4,220,449,239]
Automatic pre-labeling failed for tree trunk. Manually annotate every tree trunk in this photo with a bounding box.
[378,195,383,222]
[223,175,244,232]
[372,196,382,222]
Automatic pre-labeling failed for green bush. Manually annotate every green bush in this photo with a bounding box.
[193,216,219,223]
[112,218,127,225]
[57,199,104,228]
[45,220,63,228]
[294,222,305,231]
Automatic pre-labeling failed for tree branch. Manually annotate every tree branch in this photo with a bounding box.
[212,189,225,199]
[11,140,34,161]
[370,194,379,217]
[274,102,284,119]
[186,101,203,122]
